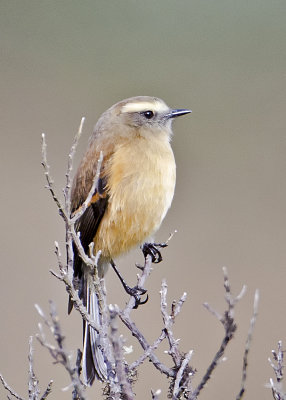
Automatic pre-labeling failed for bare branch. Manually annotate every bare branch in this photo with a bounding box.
[40,381,53,400]
[109,305,134,400]
[172,350,193,399]
[28,337,40,400]
[48,267,101,334]
[120,302,175,379]
[70,150,103,225]
[64,117,85,214]
[0,337,53,400]
[35,302,86,400]
[41,133,66,220]
[160,279,185,368]
[119,255,176,379]
[268,341,286,400]
[236,289,259,400]
[0,374,25,400]
[130,330,166,371]
[190,267,243,400]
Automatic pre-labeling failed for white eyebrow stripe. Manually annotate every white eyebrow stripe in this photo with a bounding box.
[121,101,169,114]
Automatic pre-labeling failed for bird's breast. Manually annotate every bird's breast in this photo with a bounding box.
[95,135,176,259]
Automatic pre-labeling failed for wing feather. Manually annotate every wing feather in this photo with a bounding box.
[72,177,108,280]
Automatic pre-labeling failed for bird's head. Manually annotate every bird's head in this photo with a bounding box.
[95,96,191,142]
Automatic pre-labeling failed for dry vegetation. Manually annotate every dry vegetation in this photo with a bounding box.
[1,120,284,400]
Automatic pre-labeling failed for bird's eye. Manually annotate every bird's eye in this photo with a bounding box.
[142,110,154,119]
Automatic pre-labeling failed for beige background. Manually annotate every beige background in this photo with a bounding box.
[1,1,286,399]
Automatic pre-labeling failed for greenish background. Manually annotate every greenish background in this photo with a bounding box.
[1,1,286,399]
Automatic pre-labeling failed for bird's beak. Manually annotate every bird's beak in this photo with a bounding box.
[167,109,192,119]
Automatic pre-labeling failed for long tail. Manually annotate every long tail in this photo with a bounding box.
[82,275,107,385]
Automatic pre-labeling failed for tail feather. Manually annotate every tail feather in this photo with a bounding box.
[82,278,107,385]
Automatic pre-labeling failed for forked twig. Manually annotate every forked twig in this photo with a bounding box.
[190,267,244,400]
[0,338,53,400]
[268,341,286,400]
[35,301,86,400]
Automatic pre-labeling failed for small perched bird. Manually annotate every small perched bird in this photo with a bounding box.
[70,96,191,385]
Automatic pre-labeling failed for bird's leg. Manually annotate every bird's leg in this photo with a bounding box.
[141,242,168,263]
[110,260,148,309]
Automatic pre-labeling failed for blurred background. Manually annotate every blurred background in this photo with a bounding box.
[1,1,286,399]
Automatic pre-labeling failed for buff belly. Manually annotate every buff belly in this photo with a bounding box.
[94,136,176,260]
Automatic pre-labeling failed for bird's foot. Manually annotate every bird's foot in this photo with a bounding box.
[142,242,168,263]
[110,260,148,308]
[123,284,149,309]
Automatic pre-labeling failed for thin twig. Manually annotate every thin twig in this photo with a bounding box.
[236,289,259,400]
[41,133,66,221]
[159,282,194,399]
[189,267,244,400]
[40,380,53,400]
[35,302,86,400]
[109,305,134,400]
[172,350,193,399]
[28,337,40,400]
[268,341,286,400]
[64,117,85,213]
[0,338,53,400]
[160,279,186,368]
[119,256,176,379]
[0,374,25,400]
[120,302,176,378]
[48,270,101,333]
[70,150,103,225]
[130,330,166,371]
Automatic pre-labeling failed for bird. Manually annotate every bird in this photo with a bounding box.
[69,96,191,385]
